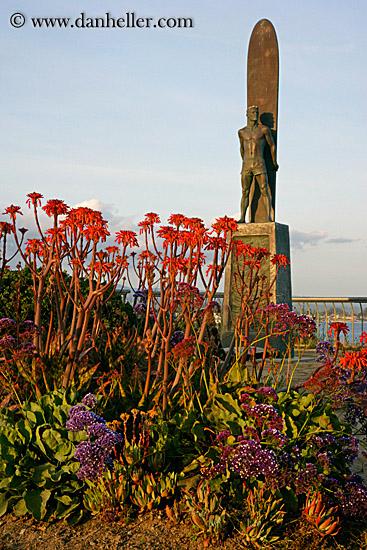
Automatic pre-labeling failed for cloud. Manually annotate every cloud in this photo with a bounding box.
[290,229,360,251]
[290,229,328,250]
[325,237,360,245]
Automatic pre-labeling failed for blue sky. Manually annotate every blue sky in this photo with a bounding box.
[1,0,366,296]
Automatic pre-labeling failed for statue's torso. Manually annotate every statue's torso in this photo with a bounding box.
[239,125,266,159]
[239,125,267,175]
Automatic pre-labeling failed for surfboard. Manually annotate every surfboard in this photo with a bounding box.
[247,19,279,223]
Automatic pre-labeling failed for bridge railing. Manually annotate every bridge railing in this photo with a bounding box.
[292,297,366,346]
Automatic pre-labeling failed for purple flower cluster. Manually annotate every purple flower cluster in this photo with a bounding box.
[337,435,358,465]
[309,433,337,450]
[266,450,296,490]
[133,290,148,302]
[0,318,40,358]
[133,303,146,315]
[261,303,289,316]
[66,405,106,432]
[260,303,316,340]
[66,395,123,481]
[261,428,289,447]
[240,392,253,405]
[315,340,335,362]
[0,318,16,330]
[315,452,331,470]
[214,430,231,443]
[229,439,278,480]
[337,479,367,517]
[82,393,98,408]
[345,407,367,442]
[0,335,16,346]
[241,403,284,431]
[294,463,319,494]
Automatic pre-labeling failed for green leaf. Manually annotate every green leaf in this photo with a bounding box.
[283,414,298,438]
[0,477,17,490]
[0,492,8,516]
[52,405,69,426]
[17,418,34,446]
[0,436,19,464]
[35,425,49,457]
[191,421,205,442]
[24,489,51,521]
[281,487,298,512]
[55,494,74,505]
[42,428,73,460]
[215,394,242,416]
[0,427,20,447]
[55,499,81,520]
[13,497,27,516]
[65,508,84,525]
[31,464,62,486]
[299,394,314,409]
[22,402,46,425]
[2,476,28,491]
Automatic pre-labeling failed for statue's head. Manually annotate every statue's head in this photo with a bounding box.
[246,105,259,121]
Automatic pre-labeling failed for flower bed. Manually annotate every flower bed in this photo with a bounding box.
[0,195,367,548]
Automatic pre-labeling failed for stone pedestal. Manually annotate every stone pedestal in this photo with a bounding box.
[221,222,292,348]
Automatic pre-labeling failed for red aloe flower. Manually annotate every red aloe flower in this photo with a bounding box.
[26,192,43,208]
[177,230,199,248]
[66,207,105,229]
[206,264,220,276]
[328,322,349,339]
[168,214,188,227]
[115,230,138,247]
[25,239,44,256]
[359,332,367,346]
[255,247,270,260]
[233,241,257,258]
[105,246,120,256]
[156,226,177,246]
[42,199,69,218]
[184,217,205,232]
[211,216,238,236]
[45,227,66,244]
[3,205,23,220]
[339,351,367,372]
[205,236,227,251]
[169,336,197,360]
[138,213,160,234]
[271,254,290,268]
[145,212,160,224]
[83,224,110,242]
[0,222,13,235]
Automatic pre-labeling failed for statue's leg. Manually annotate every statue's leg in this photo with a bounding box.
[239,173,252,223]
[257,174,273,222]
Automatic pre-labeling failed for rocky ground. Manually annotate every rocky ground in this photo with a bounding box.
[0,512,244,550]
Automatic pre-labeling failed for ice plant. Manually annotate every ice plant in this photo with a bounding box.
[303,491,340,537]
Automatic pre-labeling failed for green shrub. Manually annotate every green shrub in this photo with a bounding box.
[0,389,86,523]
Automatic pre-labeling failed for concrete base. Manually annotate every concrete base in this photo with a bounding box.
[221,222,292,350]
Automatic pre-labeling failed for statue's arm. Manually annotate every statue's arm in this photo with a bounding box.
[263,127,279,171]
[238,129,244,159]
